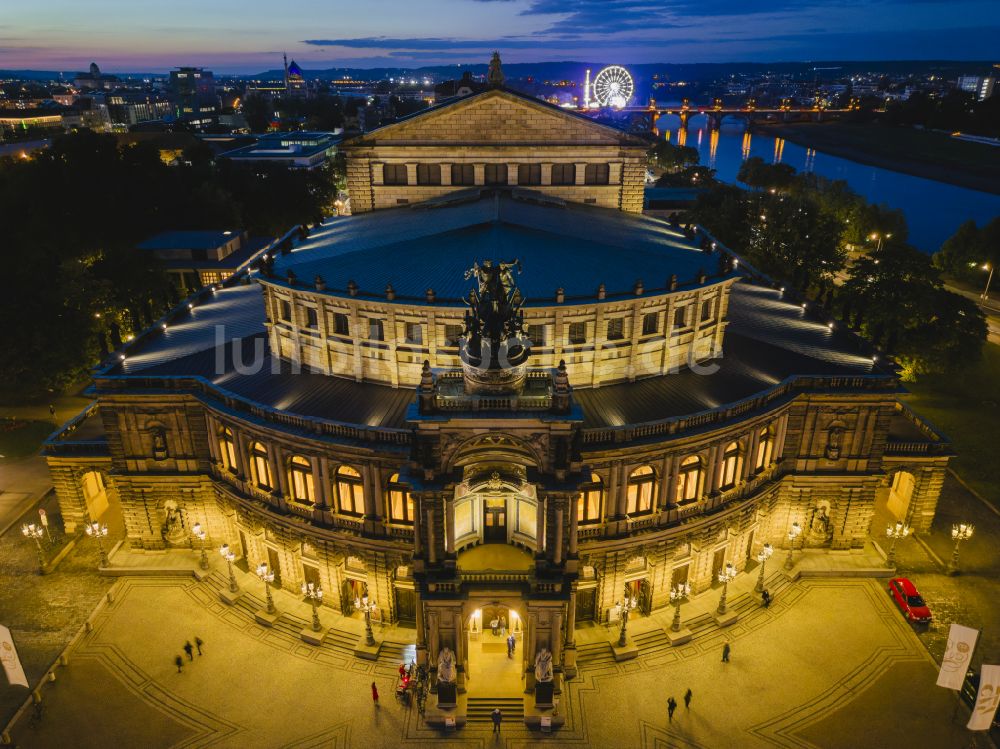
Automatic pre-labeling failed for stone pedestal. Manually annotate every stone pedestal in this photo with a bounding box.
[667,628,693,646]
[562,644,578,680]
[534,681,554,708]
[254,609,281,627]
[354,638,381,660]
[218,589,243,606]
[437,681,458,709]
[300,627,328,646]
[611,640,639,661]
[713,611,739,628]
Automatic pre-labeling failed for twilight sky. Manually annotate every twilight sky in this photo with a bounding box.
[3,0,999,73]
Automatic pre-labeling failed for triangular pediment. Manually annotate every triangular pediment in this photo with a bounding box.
[348,88,647,147]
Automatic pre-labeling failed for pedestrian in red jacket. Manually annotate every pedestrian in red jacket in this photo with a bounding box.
[371,681,379,705]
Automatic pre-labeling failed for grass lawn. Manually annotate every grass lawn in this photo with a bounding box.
[0,419,57,458]
[902,342,1000,507]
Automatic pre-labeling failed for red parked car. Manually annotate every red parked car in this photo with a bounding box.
[888,577,932,623]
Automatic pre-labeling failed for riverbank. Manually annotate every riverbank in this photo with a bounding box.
[754,122,1000,195]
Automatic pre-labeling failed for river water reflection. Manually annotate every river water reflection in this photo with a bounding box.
[654,114,1000,254]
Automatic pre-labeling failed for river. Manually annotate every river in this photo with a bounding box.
[653,113,1000,254]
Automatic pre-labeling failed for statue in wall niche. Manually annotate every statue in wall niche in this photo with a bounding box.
[825,424,846,460]
[151,427,169,460]
[811,505,831,538]
[534,648,554,683]
[437,646,456,683]
[160,500,187,546]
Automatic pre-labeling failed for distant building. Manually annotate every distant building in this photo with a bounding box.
[97,91,173,130]
[957,74,996,101]
[73,62,119,91]
[136,229,267,290]
[219,131,341,170]
[434,71,486,100]
[285,57,308,97]
[170,67,219,128]
[245,54,310,100]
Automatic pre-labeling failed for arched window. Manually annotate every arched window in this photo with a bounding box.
[719,441,741,490]
[336,466,364,516]
[675,455,702,504]
[288,455,315,504]
[387,473,414,524]
[219,427,237,474]
[755,427,773,471]
[249,441,271,489]
[626,466,656,516]
[578,473,604,525]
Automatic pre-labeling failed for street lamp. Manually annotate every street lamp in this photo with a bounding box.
[616,583,639,647]
[301,582,324,632]
[21,523,46,573]
[981,264,994,302]
[669,582,691,632]
[784,521,802,570]
[191,523,209,570]
[869,232,892,252]
[755,543,774,593]
[355,586,377,647]
[885,520,910,567]
[220,544,238,592]
[947,523,975,575]
[256,562,276,614]
[84,521,109,567]
[717,563,737,615]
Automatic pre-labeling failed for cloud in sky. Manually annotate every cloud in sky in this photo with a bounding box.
[3,0,1000,71]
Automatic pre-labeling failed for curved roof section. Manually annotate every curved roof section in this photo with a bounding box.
[267,189,731,305]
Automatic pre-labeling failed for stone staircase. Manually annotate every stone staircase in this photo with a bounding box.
[466,696,525,723]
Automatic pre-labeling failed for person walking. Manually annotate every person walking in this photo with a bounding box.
[491,707,502,734]
[667,697,677,722]
[500,615,507,636]
[195,636,204,655]
[722,641,731,663]
[174,655,184,673]
[371,681,379,706]
[762,589,771,608]
[684,688,692,709]
[183,641,194,661]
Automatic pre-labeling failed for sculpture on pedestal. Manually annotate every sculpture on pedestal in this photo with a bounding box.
[437,646,456,683]
[534,648,553,682]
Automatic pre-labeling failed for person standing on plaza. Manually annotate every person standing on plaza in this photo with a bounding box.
[183,641,194,661]
[491,707,502,733]
[500,614,507,636]
[667,697,677,722]
[174,655,183,673]
[195,636,204,655]
[684,688,692,709]
[371,681,379,706]
[762,589,771,608]
[722,641,731,663]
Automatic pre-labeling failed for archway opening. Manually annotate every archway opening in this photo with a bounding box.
[887,470,915,521]
[465,603,525,698]
[80,470,109,520]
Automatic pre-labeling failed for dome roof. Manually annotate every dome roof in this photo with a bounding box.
[287,60,303,78]
[269,189,730,305]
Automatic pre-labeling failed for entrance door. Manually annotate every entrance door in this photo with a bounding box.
[483,497,507,543]
[576,588,597,622]
[712,548,726,584]
[394,587,416,624]
[267,547,282,587]
[745,530,755,562]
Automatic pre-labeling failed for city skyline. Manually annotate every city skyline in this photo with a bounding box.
[3,0,1000,73]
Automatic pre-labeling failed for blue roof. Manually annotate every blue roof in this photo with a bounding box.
[137,230,239,251]
[270,190,729,305]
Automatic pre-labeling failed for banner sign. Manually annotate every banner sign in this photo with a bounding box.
[0,624,28,688]
[968,664,1000,731]
[937,623,979,690]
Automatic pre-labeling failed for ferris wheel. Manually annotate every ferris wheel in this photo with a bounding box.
[592,65,634,108]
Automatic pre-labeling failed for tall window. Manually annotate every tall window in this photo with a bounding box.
[675,455,702,504]
[551,163,576,185]
[249,441,272,489]
[336,466,364,516]
[719,441,741,490]
[606,317,624,340]
[416,163,441,185]
[367,318,384,341]
[626,466,655,515]
[288,455,315,504]
[404,322,423,345]
[642,312,659,335]
[568,322,586,345]
[451,163,475,186]
[383,163,408,185]
[386,473,414,524]
[756,427,773,470]
[306,308,318,329]
[673,306,687,329]
[219,427,237,474]
[280,300,292,322]
[527,324,547,347]
[701,299,714,322]
[331,312,350,336]
[584,163,610,185]
[578,473,604,525]
[517,164,541,186]
[443,324,464,347]
[484,163,508,185]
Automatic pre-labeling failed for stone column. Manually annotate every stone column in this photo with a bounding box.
[426,507,437,564]
[318,456,333,509]
[235,432,250,479]
[535,497,546,555]
[745,428,760,478]
[445,494,456,555]
[563,593,578,679]
[269,445,285,499]
[568,493,579,557]
[415,593,427,665]
[616,464,629,518]
[428,610,440,692]
[775,413,789,463]
[554,506,564,565]
[205,415,220,464]
[310,456,325,507]
[707,443,721,494]
[413,494,423,556]
[665,454,680,508]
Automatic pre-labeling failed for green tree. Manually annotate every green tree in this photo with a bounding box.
[648,141,699,173]
[736,157,796,191]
